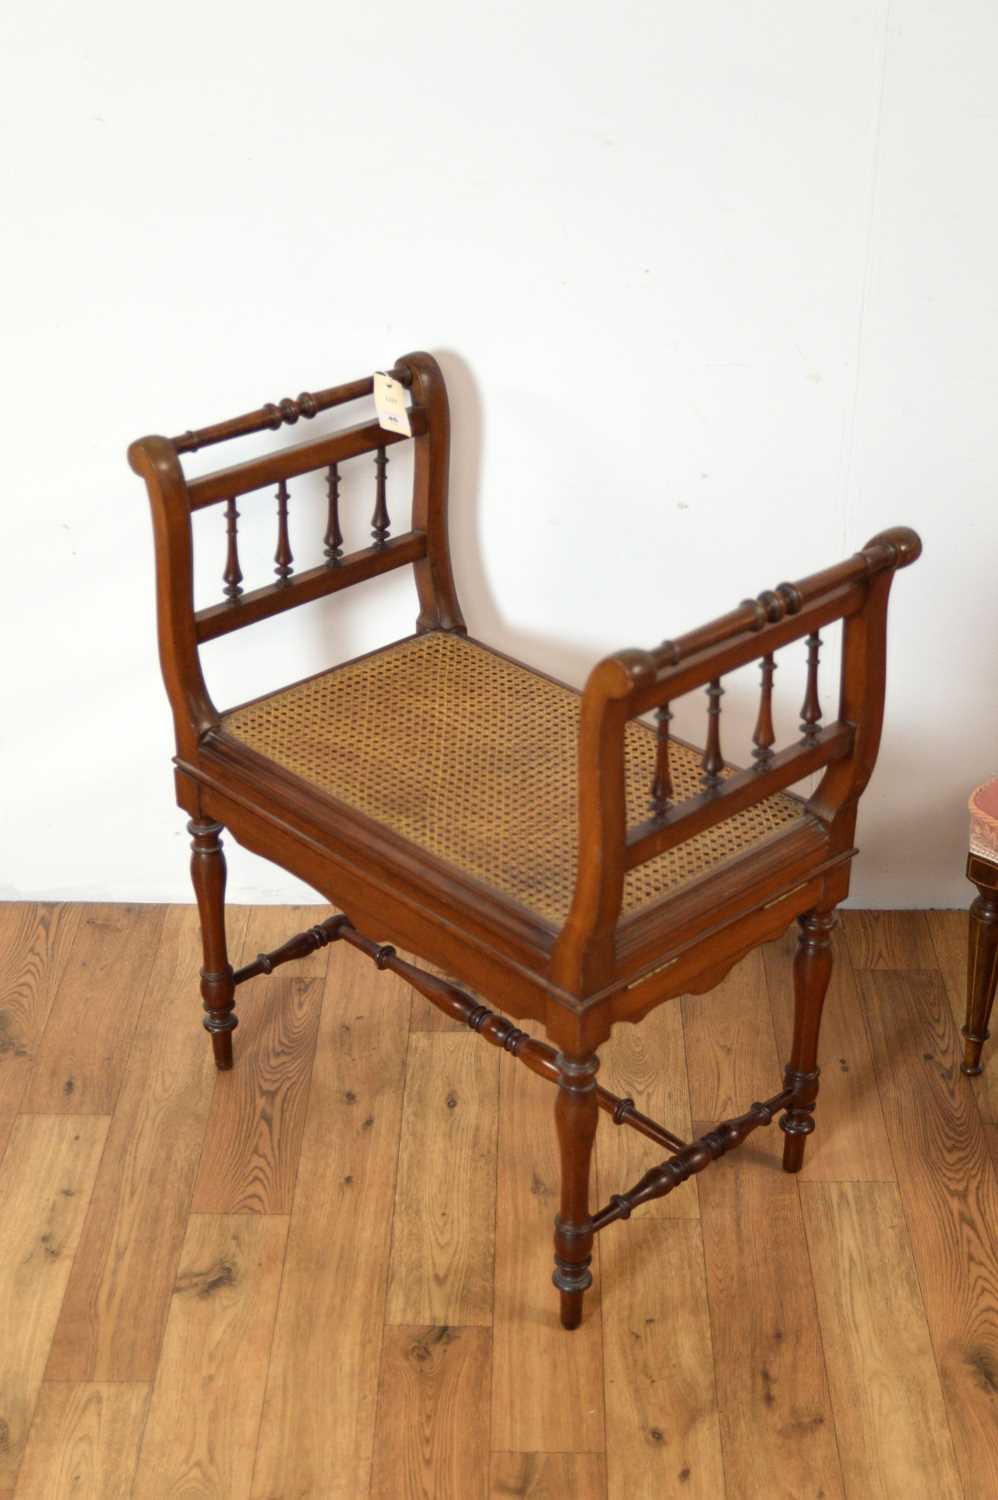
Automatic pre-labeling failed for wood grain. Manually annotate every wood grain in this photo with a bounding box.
[22,905,166,1114]
[764,925,895,1180]
[370,1326,491,1500]
[2,902,995,1499]
[841,909,937,971]
[132,1213,288,1499]
[601,1220,724,1499]
[597,1000,698,1219]
[250,942,411,1500]
[13,1382,150,1500]
[927,909,970,1022]
[45,904,250,1382]
[800,1180,963,1499]
[698,1157,845,1499]
[489,1453,607,1499]
[0,1115,109,1488]
[191,905,328,1213]
[0,903,81,1158]
[983,1117,998,1177]
[860,966,998,1499]
[386,1031,499,1326]
[929,909,998,1123]
[682,948,782,1167]
[403,952,466,1033]
[491,1050,605,1454]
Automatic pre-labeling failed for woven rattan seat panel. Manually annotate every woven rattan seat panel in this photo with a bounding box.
[222,632,804,927]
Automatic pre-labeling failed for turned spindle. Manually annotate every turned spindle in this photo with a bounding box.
[702,678,725,791]
[590,1085,793,1230]
[323,916,689,1154]
[752,653,776,768]
[273,478,293,583]
[262,392,318,431]
[780,908,836,1172]
[324,463,343,565]
[188,819,237,1071]
[222,497,243,601]
[800,631,822,743]
[650,704,674,816]
[371,447,390,547]
[962,853,998,1075]
[553,1051,599,1329]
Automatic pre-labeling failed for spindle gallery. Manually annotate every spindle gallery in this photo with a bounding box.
[129,353,921,1329]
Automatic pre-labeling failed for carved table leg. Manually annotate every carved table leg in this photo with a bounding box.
[964,874,998,1076]
[553,1051,599,1330]
[780,908,836,1173]
[188,818,237,1071]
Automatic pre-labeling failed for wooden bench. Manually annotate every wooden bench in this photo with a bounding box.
[129,352,921,1328]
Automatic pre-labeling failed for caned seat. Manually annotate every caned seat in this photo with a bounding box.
[129,350,921,1331]
[221,630,805,930]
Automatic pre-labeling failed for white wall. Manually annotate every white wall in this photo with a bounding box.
[2,1,996,907]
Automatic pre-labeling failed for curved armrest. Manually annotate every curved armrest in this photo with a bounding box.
[552,528,922,992]
[128,352,465,760]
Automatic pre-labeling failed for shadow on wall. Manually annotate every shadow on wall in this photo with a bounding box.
[277,347,956,913]
[396,348,838,808]
[433,344,610,694]
[429,345,839,773]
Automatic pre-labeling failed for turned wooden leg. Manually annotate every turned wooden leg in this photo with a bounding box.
[188,818,237,1071]
[963,876,998,1076]
[780,908,836,1174]
[552,1051,599,1331]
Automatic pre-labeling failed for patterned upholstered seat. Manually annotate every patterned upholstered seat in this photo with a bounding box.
[222,631,804,929]
[970,777,998,865]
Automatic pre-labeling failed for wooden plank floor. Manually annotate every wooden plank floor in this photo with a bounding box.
[0,903,995,1499]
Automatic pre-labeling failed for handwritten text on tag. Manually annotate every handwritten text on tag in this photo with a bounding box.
[373,371,411,436]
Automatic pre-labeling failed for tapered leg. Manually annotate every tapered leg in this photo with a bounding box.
[188,818,237,1071]
[552,1050,599,1330]
[780,908,836,1173]
[963,879,998,1075]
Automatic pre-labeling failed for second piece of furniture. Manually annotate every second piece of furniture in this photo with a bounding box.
[964,778,998,1075]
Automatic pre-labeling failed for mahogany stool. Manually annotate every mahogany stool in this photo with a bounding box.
[964,778,998,1075]
[129,353,921,1329]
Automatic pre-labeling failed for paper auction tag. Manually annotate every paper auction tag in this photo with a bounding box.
[373,371,411,436]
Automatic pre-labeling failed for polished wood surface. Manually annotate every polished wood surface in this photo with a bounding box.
[0,903,994,1498]
[128,352,923,1335]
[858,965,998,1500]
[964,851,998,1075]
[128,353,919,1016]
[0,1115,109,1488]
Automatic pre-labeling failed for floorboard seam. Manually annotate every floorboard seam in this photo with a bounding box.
[364,960,416,1500]
[245,910,334,1500]
[847,951,971,1498]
